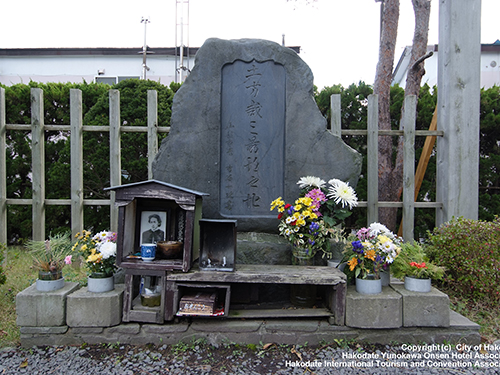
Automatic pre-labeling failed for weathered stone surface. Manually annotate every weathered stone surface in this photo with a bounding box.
[345,285,402,329]
[153,38,362,232]
[66,285,124,328]
[237,232,291,265]
[16,282,79,327]
[392,284,450,327]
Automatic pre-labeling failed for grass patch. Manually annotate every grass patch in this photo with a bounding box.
[0,246,87,348]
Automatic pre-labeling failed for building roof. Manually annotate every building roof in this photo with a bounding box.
[0,45,301,57]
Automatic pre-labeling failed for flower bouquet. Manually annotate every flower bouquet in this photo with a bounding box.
[344,223,402,280]
[270,195,330,262]
[296,176,358,229]
[72,230,117,278]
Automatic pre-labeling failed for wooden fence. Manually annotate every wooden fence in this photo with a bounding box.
[0,87,443,244]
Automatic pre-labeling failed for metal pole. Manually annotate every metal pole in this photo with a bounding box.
[141,16,150,80]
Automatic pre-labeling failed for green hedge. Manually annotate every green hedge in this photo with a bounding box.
[426,217,500,303]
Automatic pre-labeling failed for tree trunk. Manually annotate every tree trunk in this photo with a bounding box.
[373,0,400,230]
[394,0,431,201]
[374,0,431,232]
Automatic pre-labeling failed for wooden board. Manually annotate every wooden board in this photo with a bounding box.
[167,264,346,285]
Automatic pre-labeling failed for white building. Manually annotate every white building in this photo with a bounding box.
[392,40,500,89]
[0,45,301,87]
[0,47,197,86]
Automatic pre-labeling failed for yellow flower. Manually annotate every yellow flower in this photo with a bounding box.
[87,253,103,263]
[348,257,358,271]
[294,204,302,211]
[377,235,390,244]
[296,218,306,227]
[81,244,88,251]
[302,209,313,218]
[270,197,285,211]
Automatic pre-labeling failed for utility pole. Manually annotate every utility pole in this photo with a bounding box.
[141,16,151,80]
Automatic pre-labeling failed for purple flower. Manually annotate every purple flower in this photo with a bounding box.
[352,240,364,254]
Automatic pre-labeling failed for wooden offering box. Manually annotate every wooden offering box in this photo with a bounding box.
[105,180,208,272]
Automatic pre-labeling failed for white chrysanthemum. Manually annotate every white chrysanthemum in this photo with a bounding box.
[369,222,391,236]
[328,178,342,188]
[297,176,326,189]
[327,180,358,209]
[98,241,116,259]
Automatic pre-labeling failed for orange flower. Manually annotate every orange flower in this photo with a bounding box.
[347,257,358,271]
[364,249,376,261]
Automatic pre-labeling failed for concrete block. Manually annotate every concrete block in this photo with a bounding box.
[16,282,79,327]
[345,285,402,328]
[66,285,124,327]
[392,284,450,327]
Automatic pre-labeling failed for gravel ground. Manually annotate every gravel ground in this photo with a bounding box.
[2,341,500,374]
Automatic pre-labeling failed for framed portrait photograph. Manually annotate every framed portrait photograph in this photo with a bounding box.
[140,211,167,244]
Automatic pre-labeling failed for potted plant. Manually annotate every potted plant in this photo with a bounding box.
[26,232,73,291]
[72,230,117,293]
[270,176,357,306]
[343,223,402,294]
[391,242,445,292]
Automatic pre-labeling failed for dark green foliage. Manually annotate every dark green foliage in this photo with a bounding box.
[1,80,174,242]
[479,86,500,222]
[426,217,500,304]
[1,81,110,242]
[315,82,439,237]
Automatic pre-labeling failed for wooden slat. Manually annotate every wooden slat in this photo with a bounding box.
[147,90,158,180]
[109,90,121,232]
[330,94,341,136]
[366,94,378,224]
[228,308,332,319]
[167,264,346,285]
[31,88,45,241]
[70,89,84,239]
[0,88,6,244]
[402,95,416,241]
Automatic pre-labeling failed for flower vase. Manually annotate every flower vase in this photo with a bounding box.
[355,275,382,294]
[404,276,431,293]
[87,272,114,293]
[290,247,317,308]
[36,270,64,292]
[380,267,390,286]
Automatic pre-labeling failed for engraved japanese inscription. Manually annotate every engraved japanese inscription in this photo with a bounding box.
[220,60,285,217]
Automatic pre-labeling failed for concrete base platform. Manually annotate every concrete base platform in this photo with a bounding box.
[392,284,450,327]
[19,310,480,348]
[346,285,402,328]
[16,282,80,327]
[66,285,124,328]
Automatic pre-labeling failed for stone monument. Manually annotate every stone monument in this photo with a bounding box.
[153,38,361,233]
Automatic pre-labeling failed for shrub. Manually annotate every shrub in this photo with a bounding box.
[426,217,500,303]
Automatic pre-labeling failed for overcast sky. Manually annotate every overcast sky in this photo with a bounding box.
[1,0,498,88]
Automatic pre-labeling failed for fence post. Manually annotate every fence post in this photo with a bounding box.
[0,88,6,244]
[402,95,416,241]
[147,90,158,180]
[366,94,378,225]
[70,89,84,239]
[109,90,121,232]
[330,94,341,136]
[31,88,45,241]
